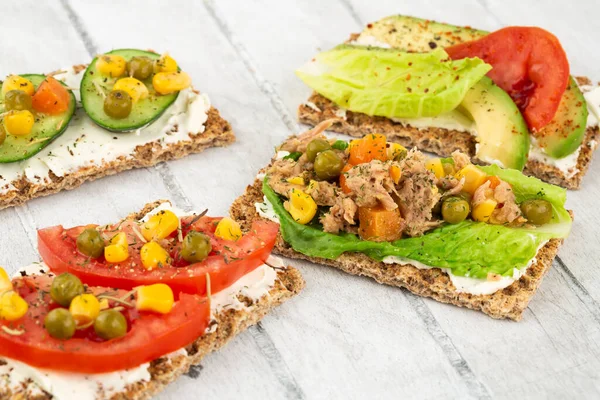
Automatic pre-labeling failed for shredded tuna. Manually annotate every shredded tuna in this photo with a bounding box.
[321,196,358,234]
[473,179,522,224]
[279,119,335,153]
[306,180,338,206]
[396,150,441,236]
[266,159,302,196]
[452,150,470,171]
[344,160,398,210]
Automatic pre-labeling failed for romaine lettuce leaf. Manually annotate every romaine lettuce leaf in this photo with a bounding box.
[296,45,491,119]
[263,168,570,279]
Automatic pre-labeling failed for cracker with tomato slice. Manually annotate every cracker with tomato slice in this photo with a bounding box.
[232,131,572,321]
[297,16,599,189]
[0,200,304,399]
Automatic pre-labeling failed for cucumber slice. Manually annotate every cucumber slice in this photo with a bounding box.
[80,49,179,132]
[0,74,76,163]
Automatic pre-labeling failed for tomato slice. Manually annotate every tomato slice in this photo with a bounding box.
[0,275,209,373]
[445,26,570,131]
[31,76,71,115]
[38,218,279,296]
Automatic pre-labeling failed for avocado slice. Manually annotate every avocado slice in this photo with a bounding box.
[532,77,588,158]
[362,15,587,160]
[459,77,529,170]
[357,15,487,51]
[0,74,76,163]
[80,49,179,132]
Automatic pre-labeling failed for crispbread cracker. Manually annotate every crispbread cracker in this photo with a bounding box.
[230,175,565,321]
[0,201,304,400]
[298,93,599,189]
[0,106,235,210]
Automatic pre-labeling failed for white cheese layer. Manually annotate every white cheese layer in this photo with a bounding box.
[2,203,282,399]
[0,66,210,195]
[528,137,581,179]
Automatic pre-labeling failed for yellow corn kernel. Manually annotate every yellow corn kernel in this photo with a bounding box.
[99,298,109,310]
[141,210,179,241]
[154,54,178,73]
[286,188,317,225]
[0,291,28,321]
[455,164,488,195]
[104,232,129,263]
[307,180,318,191]
[152,71,191,95]
[2,75,34,96]
[95,54,127,78]
[4,110,34,136]
[0,267,12,294]
[140,242,171,270]
[215,217,242,241]
[136,283,174,314]
[69,294,100,326]
[387,143,407,160]
[113,77,149,103]
[425,158,444,179]
[472,199,498,223]
[286,176,304,185]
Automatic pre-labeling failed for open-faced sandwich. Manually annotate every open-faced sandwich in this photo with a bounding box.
[297,15,600,189]
[0,200,303,399]
[0,49,234,209]
[232,121,572,320]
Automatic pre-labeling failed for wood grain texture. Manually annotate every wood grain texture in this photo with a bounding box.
[0,0,598,398]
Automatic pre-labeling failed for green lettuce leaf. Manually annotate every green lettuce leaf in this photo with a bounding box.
[263,168,571,279]
[296,45,491,119]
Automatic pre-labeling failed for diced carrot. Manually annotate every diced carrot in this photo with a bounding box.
[358,205,403,242]
[349,134,387,165]
[31,77,70,115]
[389,165,401,184]
[339,164,353,194]
[485,176,501,189]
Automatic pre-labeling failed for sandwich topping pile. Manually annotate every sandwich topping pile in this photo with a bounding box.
[0,49,232,208]
[255,123,571,295]
[0,202,301,399]
[297,16,600,188]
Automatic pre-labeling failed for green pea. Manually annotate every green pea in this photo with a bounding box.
[521,199,552,225]
[442,197,470,224]
[45,308,76,340]
[50,273,84,307]
[181,231,212,263]
[94,309,127,340]
[313,150,344,181]
[306,139,331,162]
[104,90,132,119]
[76,228,105,258]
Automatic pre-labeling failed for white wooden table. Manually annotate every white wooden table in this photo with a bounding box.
[2,0,599,398]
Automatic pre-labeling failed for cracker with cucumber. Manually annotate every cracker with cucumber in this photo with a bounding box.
[0,49,234,209]
[297,15,599,189]
[232,122,572,320]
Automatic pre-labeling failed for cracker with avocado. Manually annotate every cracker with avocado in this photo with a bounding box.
[297,16,599,189]
[0,200,304,400]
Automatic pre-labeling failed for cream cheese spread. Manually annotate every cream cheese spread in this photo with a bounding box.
[0,66,211,196]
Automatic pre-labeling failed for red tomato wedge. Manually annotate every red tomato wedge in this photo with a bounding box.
[0,275,209,373]
[38,218,278,296]
[445,27,570,131]
[31,76,71,115]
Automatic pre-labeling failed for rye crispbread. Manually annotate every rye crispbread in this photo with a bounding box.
[230,173,565,321]
[0,71,235,210]
[0,201,304,400]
